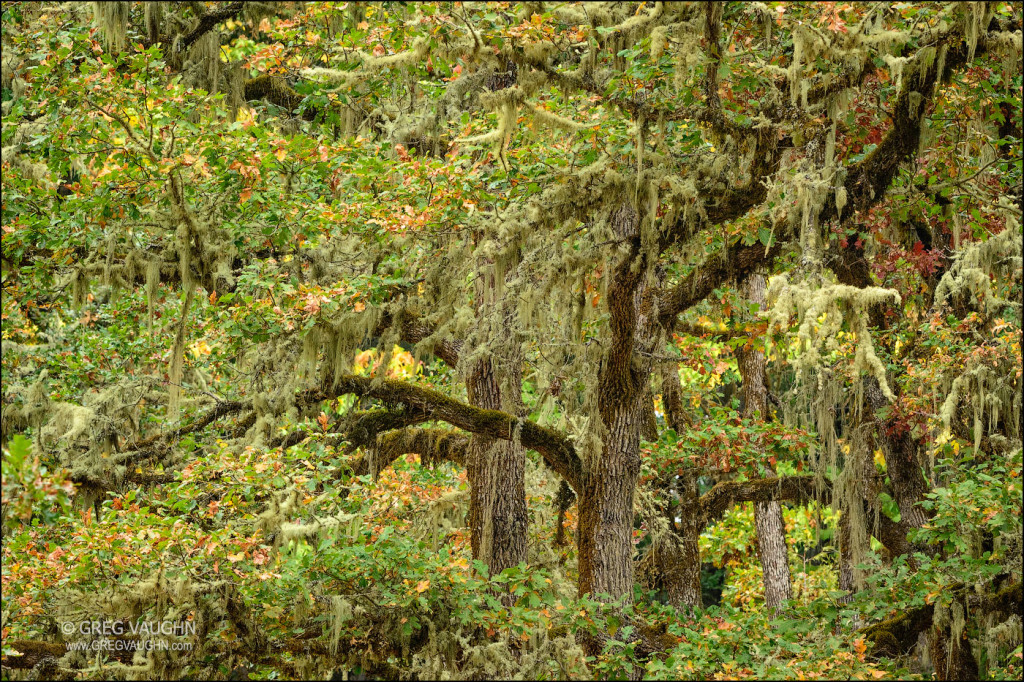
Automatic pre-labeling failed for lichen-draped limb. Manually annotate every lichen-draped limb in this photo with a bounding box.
[350,427,470,478]
[244,75,340,122]
[373,310,463,369]
[342,405,430,449]
[297,375,584,492]
[123,399,246,451]
[175,2,246,54]
[658,240,784,327]
[820,15,1005,227]
[862,581,1022,659]
[697,475,825,528]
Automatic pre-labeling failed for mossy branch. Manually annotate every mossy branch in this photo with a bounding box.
[697,475,824,527]
[299,375,584,491]
[822,18,1001,227]
[659,240,784,326]
[861,580,1022,658]
[244,75,338,122]
[374,310,463,369]
[695,475,915,557]
[125,400,245,449]
[350,427,471,478]
[176,2,246,54]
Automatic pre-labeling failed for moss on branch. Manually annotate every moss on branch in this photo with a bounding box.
[697,475,825,527]
[244,75,337,122]
[299,375,584,491]
[351,427,471,477]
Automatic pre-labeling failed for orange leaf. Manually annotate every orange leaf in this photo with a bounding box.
[415,579,430,593]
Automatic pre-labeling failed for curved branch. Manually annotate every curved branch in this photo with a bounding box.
[698,475,824,527]
[696,474,916,559]
[351,427,470,477]
[375,310,463,369]
[862,580,1021,658]
[299,375,584,491]
[176,2,246,53]
[244,75,337,121]
[659,240,784,326]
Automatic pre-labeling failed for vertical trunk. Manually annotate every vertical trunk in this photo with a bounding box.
[753,500,791,610]
[641,384,659,441]
[833,245,932,535]
[464,244,528,578]
[576,205,652,603]
[659,361,690,435]
[465,357,527,576]
[554,481,574,547]
[577,403,643,599]
[837,511,856,603]
[665,471,703,609]
[739,273,792,611]
[929,600,979,681]
[657,361,702,609]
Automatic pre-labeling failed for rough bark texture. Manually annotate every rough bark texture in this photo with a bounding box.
[864,378,931,529]
[738,273,792,610]
[658,354,701,609]
[465,355,528,577]
[837,511,857,603]
[671,471,704,609]
[862,581,1021,661]
[929,607,980,681]
[577,205,652,602]
[464,247,528,579]
[301,375,583,489]
[659,360,690,435]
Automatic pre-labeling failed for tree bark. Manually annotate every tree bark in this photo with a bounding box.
[738,273,792,611]
[577,402,643,599]
[837,511,857,603]
[864,378,931,530]
[464,247,528,579]
[657,359,702,609]
[465,356,527,576]
[577,205,653,602]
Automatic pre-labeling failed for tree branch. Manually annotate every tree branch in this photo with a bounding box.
[176,2,246,53]
[698,475,824,527]
[299,375,584,491]
[350,427,470,477]
[658,240,784,327]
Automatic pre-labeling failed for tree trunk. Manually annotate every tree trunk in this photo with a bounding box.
[657,361,702,609]
[464,245,528,579]
[577,205,653,603]
[666,470,703,609]
[739,273,792,611]
[837,511,856,603]
[929,600,980,681]
[577,403,643,599]
[864,379,931,529]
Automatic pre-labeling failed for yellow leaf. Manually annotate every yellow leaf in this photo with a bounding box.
[415,579,430,593]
